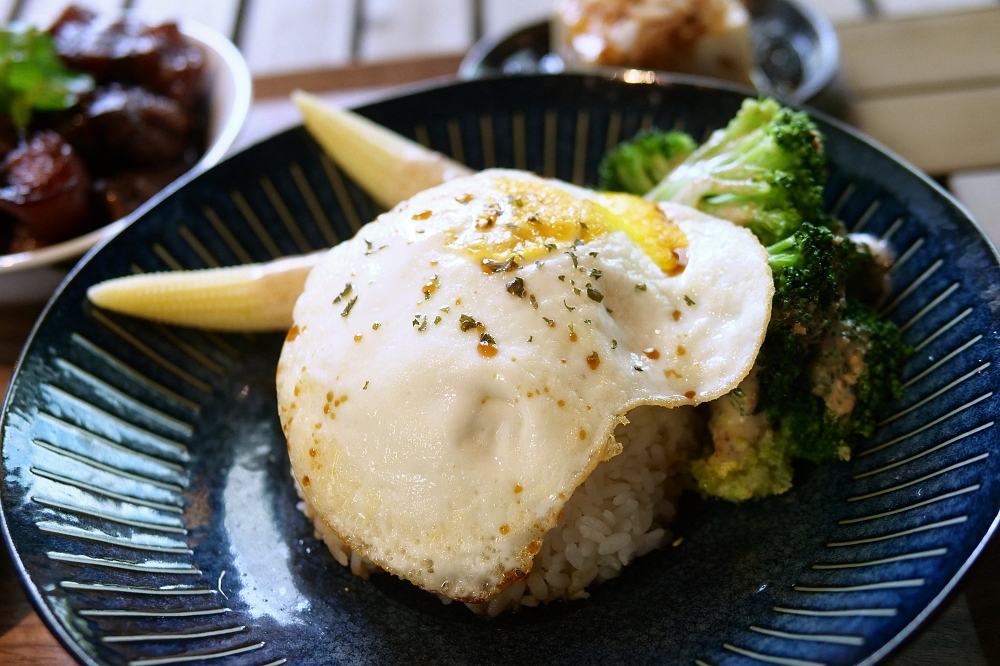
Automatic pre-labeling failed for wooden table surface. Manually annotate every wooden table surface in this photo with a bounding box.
[2,0,1000,664]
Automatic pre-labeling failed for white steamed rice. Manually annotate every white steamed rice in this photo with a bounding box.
[297,404,702,616]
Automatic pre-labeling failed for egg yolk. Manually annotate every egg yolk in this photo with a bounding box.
[594,192,689,275]
[443,177,687,275]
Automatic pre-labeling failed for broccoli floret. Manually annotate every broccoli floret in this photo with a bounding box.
[631,98,909,498]
[769,393,849,464]
[646,97,827,245]
[753,222,843,411]
[755,224,907,464]
[766,301,908,463]
[840,234,891,306]
[833,301,908,436]
[767,222,841,343]
[755,326,804,409]
[699,299,908,496]
[756,224,889,404]
[598,128,697,195]
[735,227,907,471]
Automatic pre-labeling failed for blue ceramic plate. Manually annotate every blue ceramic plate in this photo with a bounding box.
[3,73,999,666]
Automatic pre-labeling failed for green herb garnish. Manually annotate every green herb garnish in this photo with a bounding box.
[0,25,93,128]
[334,283,353,303]
[505,276,526,298]
[459,314,482,332]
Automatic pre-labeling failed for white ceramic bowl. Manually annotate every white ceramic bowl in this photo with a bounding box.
[0,19,252,305]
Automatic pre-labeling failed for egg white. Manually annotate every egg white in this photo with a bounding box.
[276,169,772,601]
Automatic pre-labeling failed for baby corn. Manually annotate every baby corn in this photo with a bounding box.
[87,252,324,331]
[87,96,472,331]
[293,90,472,209]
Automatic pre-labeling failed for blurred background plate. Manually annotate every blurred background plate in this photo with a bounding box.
[2,73,999,666]
[459,0,845,114]
[0,18,253,307]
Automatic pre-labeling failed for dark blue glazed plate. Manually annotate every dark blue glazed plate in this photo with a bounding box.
[3,73,999,666]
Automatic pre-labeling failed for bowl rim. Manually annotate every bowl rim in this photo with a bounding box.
[0,17,253,276]
[3,71,999,666]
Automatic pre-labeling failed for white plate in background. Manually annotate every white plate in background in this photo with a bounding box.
[0,18,253,305]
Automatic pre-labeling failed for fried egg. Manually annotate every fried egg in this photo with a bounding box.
[276,169,772,602]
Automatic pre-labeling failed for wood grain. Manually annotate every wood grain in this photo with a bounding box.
[358,0,472,62]
[130,0,241,37]
[252,54,464,99]
[0,609,75,666]
[853,84,1000,174]
[835,7,1000,174]
[876,0,996,19]
[482,0,555,39]
[238,0,356,76]
[838,6,1000,96]
[797,0,867,23]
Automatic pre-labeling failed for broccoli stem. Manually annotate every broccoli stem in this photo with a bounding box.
[645,97,828,247]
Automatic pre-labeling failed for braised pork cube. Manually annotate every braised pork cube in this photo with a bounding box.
[0,131,92,247]
[142,23,206,110]
[50,6,206,109]
[50,7,159,85]
[86,84,191,168]
[93,163,188,221]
